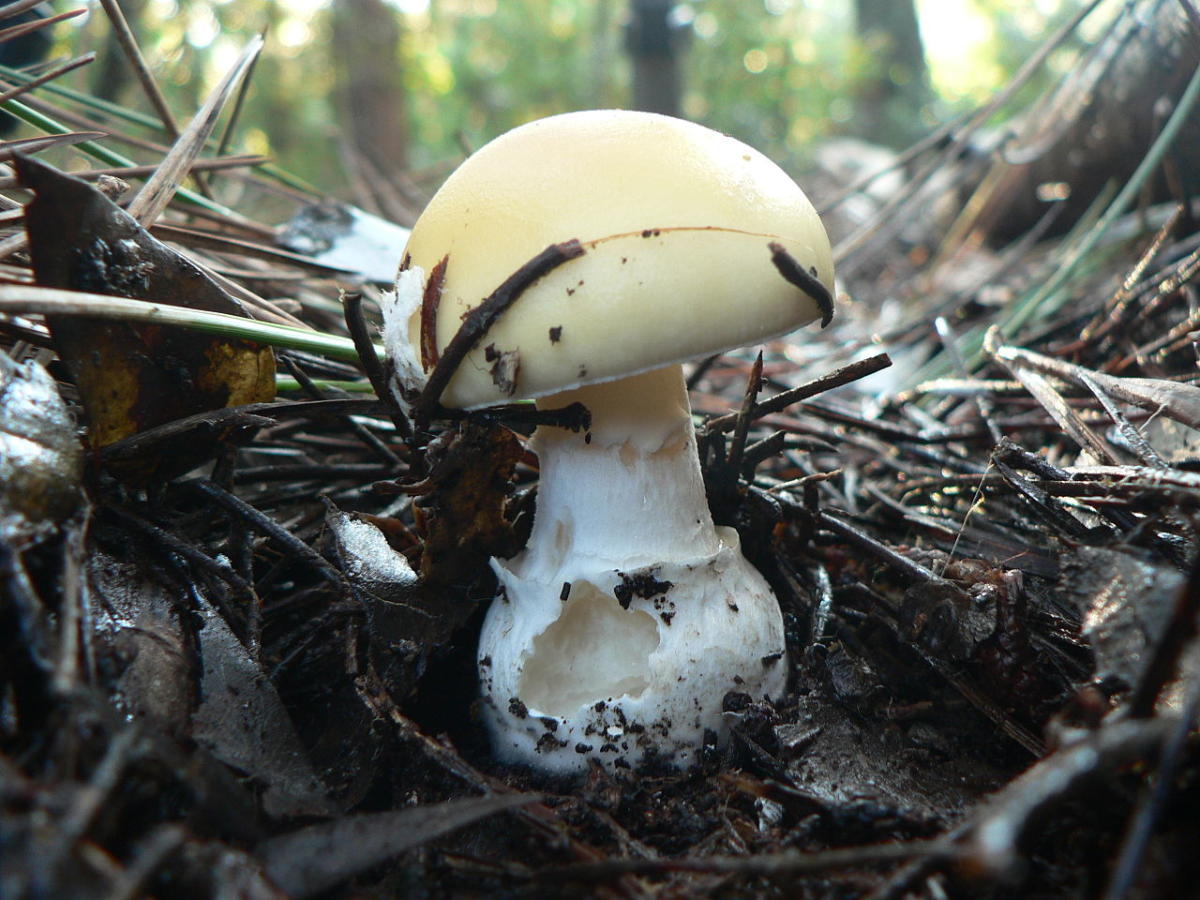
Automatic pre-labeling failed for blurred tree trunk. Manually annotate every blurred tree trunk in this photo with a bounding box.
[89,0,149,105]
[969,0,1200,245]
[850,0,930,148]
[626,0,686,117]
[330,0,409,176]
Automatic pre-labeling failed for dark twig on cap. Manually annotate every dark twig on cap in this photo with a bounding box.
[419,255,447,370]
[415,239,586,425]
[768,241,834,327]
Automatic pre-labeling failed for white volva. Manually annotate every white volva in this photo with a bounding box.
[478,366,786,773]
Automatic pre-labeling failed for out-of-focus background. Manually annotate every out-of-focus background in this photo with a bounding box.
[51,0,1101,200]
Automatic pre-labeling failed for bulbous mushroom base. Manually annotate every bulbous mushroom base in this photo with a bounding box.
[477,527,788,776]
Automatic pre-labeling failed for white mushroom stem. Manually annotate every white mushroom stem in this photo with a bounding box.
[519,365,720,574]
[478,364,788,774]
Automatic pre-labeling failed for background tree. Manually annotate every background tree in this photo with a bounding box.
[46,0,1105,202]
[330,0,410,185]
[966,0,1200,243]
[88,0,149,105]
[625,0,687,116]
[848,0,930,148]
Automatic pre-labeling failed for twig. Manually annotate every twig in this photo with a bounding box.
[102,503,261,638]
[0,6,85,42]
[1102,677,1200,900]
[986,328,1119,464]
[103,824,186,900]
[1077,204,1183,344]
[936,316,1003,445]
[415,239,585,424]
[189,478,347,591]
[1176,0,1200,33]
[0,130,106,162]
[0,285,365,361]
[726,351,763,474]
[1077,371,1169,470]
[818,511,958,589]
[47,727,139,868]
[1127,550,1200,718]
[280,355,401,466]
[99,398,384,469]
[470,400,591,433]
[685,353,721,390]
[964,717,1172,878]
[97,0,180,141]
[0,154,266,189]
[342,290,413,441]
[0,52,94,108]
[540,839,955,881]
[705,352,892,433]
[127,36,264,226]
[0,0,56,21]
[216,31,265,158]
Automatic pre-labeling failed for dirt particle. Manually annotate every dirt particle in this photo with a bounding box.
[761,652,783,667]
[560,581,571,601]
[535,732,567,753]
[508,697,529,719]
[614,570,674,609]
[575,743,594,754]
[549,325,563,342]
[539,716,558,732]
[484,343,520,396]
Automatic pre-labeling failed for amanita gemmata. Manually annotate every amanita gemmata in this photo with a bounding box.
[390,109,834,775]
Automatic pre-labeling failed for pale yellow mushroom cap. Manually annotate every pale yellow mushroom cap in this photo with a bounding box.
[403,109,834,409]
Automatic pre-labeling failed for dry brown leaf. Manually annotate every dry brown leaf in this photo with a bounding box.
[17,155,274,477]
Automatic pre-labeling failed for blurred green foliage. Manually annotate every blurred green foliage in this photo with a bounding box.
[54,0,1093,200]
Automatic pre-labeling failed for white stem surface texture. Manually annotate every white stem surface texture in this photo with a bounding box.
[478,365,787,775]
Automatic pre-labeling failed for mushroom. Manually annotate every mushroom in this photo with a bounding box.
[400,110,833,774]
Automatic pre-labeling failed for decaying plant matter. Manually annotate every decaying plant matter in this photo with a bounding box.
[1,2,1199,898]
